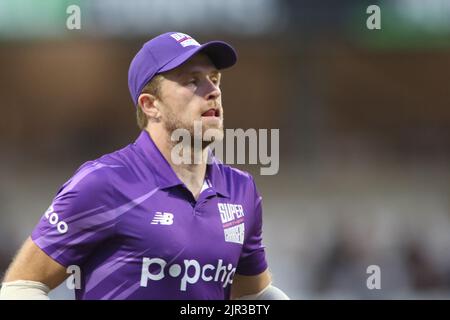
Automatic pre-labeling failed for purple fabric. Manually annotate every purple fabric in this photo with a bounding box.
[128,32,237,105]
[31,130,267,300]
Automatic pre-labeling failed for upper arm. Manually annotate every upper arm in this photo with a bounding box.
[30,162,117,268]
[235,176,268,276]
[3,162,118,291]
[230,269,272,299]
[3,237,69,289]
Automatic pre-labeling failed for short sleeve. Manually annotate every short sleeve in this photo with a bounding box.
[236,176,268,276]
[31,162,117,267]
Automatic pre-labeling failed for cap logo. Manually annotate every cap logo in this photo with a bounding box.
[170,32,200,48]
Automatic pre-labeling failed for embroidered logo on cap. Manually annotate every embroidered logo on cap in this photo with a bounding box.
[170,32,200,48]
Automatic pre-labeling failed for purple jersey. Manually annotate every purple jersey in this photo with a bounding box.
[31,130,267,300]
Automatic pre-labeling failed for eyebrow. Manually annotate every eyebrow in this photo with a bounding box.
[178,70,221,79]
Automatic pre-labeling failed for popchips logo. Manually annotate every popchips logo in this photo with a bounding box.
[140,257,236,291]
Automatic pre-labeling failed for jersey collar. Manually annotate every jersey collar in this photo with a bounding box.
[134,130,230,198]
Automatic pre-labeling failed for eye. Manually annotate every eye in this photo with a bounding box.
[186,78,198,86]
[210,76,220,85]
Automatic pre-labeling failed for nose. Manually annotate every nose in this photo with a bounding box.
[204,81,221,101]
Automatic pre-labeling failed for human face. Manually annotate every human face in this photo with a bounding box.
[156,53,224,145]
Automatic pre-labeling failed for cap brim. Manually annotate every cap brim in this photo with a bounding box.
[158,41,237,74]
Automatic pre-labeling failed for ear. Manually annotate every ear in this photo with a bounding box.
[138,93,162,122]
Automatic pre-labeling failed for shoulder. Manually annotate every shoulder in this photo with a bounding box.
[56,145,135,198]
[219,163,255,184]
[214,161,260,199]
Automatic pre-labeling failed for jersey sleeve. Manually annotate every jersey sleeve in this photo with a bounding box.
[31,162,117,268]
[236,176,268,276]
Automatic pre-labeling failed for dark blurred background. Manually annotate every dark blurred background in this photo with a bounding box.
[1,0,450,299]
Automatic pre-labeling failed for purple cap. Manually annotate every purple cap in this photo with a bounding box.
[128,32,237,105]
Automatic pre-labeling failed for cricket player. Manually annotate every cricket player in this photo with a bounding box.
[0,32,289,300]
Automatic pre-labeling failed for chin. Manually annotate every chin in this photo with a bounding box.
[203,127,224,143]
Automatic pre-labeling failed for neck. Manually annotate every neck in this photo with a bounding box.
[145,127,208,199]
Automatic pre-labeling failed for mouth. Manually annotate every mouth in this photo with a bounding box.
[201,108,220,117]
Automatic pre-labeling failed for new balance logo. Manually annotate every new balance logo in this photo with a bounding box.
[151,212,174,225]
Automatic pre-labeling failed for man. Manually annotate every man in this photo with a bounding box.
[0,32,289,300]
